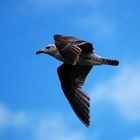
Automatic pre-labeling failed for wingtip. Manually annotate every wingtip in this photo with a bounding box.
[79,117,90,128]
[85,121,90,128]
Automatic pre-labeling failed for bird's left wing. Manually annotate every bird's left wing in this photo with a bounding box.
[54,35,82,65]
[54,34,94,65]
[54,34,94,52]
[57,63,93,127]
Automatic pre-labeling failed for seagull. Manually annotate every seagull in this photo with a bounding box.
[36,34,119,127]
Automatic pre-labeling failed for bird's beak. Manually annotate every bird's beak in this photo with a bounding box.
[36,50,44,55]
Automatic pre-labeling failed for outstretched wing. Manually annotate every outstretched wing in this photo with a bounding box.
[54,34,94,65]
[57,63,93,127]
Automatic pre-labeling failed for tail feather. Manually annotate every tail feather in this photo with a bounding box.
[101,58,119,66]
[93,55,119,66]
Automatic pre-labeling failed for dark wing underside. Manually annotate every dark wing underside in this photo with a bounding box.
[54,34,94,65]
[57,63,93,127]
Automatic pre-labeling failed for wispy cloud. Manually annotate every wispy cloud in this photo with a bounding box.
[0,104,28,132]
[132,137,140,140]
[90,63,140,122]
[0,103,86,140]
[35,116,85,140]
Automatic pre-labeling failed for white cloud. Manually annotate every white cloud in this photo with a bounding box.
[0,104,27,130]
[132,137,140,140]
[90,63,140,122]
[35,116,85,140]
[0,103,86,140]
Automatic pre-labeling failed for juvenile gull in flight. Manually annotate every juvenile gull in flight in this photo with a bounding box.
[36,34,119,127]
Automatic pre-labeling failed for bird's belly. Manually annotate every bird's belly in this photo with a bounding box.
[77,58,93,66]
[77,54,103,66]
[77,54,93,66]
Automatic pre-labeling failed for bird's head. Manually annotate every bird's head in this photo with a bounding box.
[36,44,57,55]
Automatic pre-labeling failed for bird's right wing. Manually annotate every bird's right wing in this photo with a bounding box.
[57,63,93,127]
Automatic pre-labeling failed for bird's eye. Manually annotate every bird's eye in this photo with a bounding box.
[46,46,50,49]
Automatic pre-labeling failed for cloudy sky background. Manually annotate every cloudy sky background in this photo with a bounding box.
[0,0,140,140]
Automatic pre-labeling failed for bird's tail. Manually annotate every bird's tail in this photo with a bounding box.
[93,55,119,66]
[100,58,119,66]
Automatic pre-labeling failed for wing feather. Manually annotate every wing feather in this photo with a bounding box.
[57,63,92,127]
[54,34,94,65]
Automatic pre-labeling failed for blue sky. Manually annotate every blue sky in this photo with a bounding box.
[0,0,140,140]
